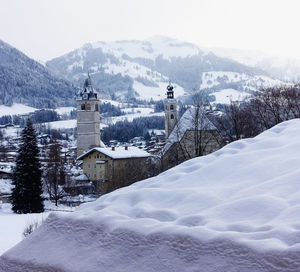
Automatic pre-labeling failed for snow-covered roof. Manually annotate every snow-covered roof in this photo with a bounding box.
[74,174,89,181]
[163,107,217,153]
[77,146,150,160]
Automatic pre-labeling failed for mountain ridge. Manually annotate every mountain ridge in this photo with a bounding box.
[46,36,283,102]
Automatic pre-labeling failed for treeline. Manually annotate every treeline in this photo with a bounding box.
[100,102,124,117]
[214,85,300,142]
[102,116,164,143]
[0,109,60,126]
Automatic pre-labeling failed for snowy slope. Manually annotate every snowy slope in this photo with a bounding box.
[0,103,37,117]
[3,119,300,271]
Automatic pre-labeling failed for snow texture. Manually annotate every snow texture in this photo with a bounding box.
[0,204,48,256]
[2,119,300,271]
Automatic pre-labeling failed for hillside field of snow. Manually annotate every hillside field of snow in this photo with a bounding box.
[2,119,300,271]
[0,103,37,117]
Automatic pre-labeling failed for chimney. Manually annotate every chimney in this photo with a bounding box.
[125,146,128,150]
[112,146,115,151]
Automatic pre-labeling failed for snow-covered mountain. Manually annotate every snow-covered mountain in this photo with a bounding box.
[46,36,282,102]
[209,47,300,82]
[2,119,300,271]
[0,40,78,108]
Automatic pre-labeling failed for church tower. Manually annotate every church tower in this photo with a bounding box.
[77,74,101,156]
[164,82,177,139]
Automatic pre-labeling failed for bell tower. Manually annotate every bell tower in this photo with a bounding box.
[77,74,101,156]
[164,82,177,139]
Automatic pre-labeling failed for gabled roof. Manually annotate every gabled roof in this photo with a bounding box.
[77,146,150,160]
[163,107,217,154]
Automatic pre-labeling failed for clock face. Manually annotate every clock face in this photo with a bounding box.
[82,93,88,100]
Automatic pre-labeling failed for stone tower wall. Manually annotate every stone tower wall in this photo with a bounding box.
[164,99,177,138]
[77,99,100,156]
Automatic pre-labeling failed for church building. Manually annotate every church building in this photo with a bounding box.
[76,75,151,193]
[77,74,101,156]
[162,83,223,170]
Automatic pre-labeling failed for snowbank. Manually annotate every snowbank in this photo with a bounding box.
[0,204,48,256]
[2,119,300,271]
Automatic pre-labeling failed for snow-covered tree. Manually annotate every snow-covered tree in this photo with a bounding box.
[10,119,44,213]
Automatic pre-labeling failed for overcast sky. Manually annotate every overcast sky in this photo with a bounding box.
[1,0,300,61]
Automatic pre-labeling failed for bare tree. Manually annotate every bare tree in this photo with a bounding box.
[44,131,66,206]
[215,84,300,143]
[214,100,250,142]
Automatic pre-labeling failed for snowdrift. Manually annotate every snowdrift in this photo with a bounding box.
[2,119,300,271]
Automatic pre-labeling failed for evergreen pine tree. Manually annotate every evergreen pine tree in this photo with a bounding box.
[10,119,44,213]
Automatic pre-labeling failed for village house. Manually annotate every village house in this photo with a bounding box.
[77,146,150,193]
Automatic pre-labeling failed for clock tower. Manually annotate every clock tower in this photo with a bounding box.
[77,74,101,156]
[164,83,177,139]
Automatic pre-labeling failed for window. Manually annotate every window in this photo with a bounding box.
[97,154,99,159]
[81,104,86,110]
[86,104,91,110]
[88,164,90,168]
[94,164,96,168]
[170,114,174,119]
[88,174,90,178]
[170,105,174,110]
[165,105,168,110]
[95,103,99,111]
[94,174,97,178]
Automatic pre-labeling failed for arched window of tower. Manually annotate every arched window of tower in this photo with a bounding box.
[86,104,91,111]
[170,105,174,110]
[81,104,86,110]
[171,114,174,119]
